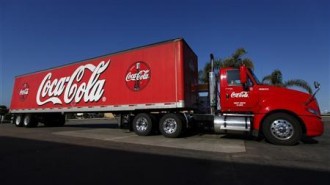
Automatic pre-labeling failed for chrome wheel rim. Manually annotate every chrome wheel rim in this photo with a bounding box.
[163,118,177,134]
[270,119,294,140]
[136,117,148,132]
[15,116,22,126]
[24,115,30,126]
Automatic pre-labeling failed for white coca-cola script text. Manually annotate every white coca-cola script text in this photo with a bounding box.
[20,88,29,96]
[231,91,249,98]
[125,70,150,81]
[36,60,110,105]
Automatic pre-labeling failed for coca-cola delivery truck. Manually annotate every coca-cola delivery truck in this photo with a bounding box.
[10,38,323,145]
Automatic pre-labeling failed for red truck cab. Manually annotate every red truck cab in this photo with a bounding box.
[215,65,324,145]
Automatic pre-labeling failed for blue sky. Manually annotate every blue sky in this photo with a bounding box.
[1,0,329,112]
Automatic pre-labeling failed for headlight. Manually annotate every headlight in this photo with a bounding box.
[307,108,320,116]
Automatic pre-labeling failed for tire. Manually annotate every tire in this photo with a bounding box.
[262,113,302,145]
[15,114,24,127]
[159,113,184,138]
[132,113,154,136]
[23,114,38,128]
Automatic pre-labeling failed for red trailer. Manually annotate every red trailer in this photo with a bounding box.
[10,38,324,145]
[11,39,198,112]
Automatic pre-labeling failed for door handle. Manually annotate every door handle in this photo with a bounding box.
[226,94,229,99]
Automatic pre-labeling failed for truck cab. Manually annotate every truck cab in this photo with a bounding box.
[211,64,324,145]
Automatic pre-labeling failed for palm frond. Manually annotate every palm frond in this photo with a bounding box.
[232,48,247,60]
[198,58,223,83]
[214,58,223,70]
[262,75,272,84]
[222,58,235,68]
[284,79,313,94]
[271,70,283,85]
[241,58,254,69]
[199,48,255,83]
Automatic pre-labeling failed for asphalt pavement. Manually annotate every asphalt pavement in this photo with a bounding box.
[0,118,329,185]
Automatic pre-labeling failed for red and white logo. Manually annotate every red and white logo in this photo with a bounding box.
[125,61,151,91]
[36,60,110,106]
[19,83,29,101]
[231,91,249,98]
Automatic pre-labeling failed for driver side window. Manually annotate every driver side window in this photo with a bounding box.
[227,69,254,87]
[227,70,241,86]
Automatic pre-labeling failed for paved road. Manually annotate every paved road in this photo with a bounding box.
[0,119,329,185]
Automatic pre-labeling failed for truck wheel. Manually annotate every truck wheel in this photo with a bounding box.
[159,113,183,138]
[133,113,154,136]
[15,114,24,127]
[262,113,302,145]
[23,114,38,128]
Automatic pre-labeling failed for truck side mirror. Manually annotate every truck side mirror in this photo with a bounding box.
[239,65,247,84]
[314,81,320,89]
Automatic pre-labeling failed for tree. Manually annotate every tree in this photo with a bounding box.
[0,105,8,115]
[262,70,283,86]
[221,48,254,70]
[199,48,254,83]
[198,48,313,94]
[199,58,222,83]
[262,69,313,94]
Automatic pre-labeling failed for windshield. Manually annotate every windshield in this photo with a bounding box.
[249,69,261,85]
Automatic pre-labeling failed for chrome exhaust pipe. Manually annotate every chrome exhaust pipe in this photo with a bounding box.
[209,54,216,114]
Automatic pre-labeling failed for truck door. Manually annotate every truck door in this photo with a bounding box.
[220,69,258,112]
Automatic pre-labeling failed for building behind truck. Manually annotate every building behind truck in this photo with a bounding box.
[10,38,324,145]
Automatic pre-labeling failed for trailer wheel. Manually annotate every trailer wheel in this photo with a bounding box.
[15,114,24,127]
[159,113,183,138]
[133,113,154,136]
[23,114,38,128]
[262,113,302,145]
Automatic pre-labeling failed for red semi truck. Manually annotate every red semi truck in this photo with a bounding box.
[10,38,323,145]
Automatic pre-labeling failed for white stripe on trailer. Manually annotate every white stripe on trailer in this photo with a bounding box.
[10,101,185,113]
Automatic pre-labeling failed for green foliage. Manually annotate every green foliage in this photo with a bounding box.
[0,105,8,115]
[198,48,254,83]
[262,70,313,94]
[222,48,254,69]
[262,69,283,85]
[284,79,313,94]
[199,58,222,83]
[198,47,313,95]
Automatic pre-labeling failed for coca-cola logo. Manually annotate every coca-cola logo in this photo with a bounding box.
[125,61,151,91]
[36,60,110,106]
[231,91,249,98]
[19,83,29,101]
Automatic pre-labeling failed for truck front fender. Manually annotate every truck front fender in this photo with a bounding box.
[252,100,308,133]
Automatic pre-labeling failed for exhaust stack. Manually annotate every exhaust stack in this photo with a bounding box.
[209,54,217,114]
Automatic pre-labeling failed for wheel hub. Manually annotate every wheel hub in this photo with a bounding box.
[163,118,177,134]
[270,119,294,140]
[136,117,148,131]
